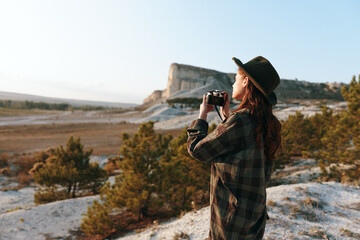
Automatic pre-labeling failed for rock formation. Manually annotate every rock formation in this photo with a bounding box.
[144,63,234,104]
[144,63,345,105]
[143,90,163,105]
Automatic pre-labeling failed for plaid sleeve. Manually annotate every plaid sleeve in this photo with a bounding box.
[187,112,252,163]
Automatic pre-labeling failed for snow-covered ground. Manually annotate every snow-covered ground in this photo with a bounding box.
[0,191,99,240]
[90,155,117,168]
[1,165,360,239]
[117,182,360,240]
[0,187,35,214]
[0,178,118,239]
[271,159,322,185]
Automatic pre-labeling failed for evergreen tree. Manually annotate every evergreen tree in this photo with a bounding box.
[81,122,216,236]
[31,136,108,203]
[307,105,333,150]
[308,75,360,182]
[79,162,108,194]
[342,75,360,120]
[341,75,360,154]
[160,127,210,213]
[314,112,354,180]
[104,122,172,221]
[279,111,312,163]
[277,107,334,170]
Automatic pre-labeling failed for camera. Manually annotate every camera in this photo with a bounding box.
[206,90,225,106]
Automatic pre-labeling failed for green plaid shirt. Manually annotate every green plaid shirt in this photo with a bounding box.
[187,109,272,240]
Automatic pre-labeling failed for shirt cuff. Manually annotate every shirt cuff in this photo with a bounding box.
[189,118,209,133]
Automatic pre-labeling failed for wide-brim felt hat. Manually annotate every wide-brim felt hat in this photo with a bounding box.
[232,56,280,105]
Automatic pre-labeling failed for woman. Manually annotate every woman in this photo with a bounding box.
[187,56,282,239]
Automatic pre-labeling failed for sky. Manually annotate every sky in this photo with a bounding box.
[0,0,359,104]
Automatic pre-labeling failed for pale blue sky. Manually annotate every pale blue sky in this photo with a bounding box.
[0,0,359,104]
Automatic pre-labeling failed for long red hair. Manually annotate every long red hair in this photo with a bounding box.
[234,75,282,161]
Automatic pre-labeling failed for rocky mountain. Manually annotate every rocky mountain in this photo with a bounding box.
[144,63,345,104]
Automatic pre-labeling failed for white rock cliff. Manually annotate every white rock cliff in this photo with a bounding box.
[143,63,234,104]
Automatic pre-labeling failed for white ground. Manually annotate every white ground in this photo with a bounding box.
[1,164,360,240]
[0,193,99,240]
[117,182,360,240]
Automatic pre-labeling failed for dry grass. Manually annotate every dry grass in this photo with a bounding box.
[18,172,33,186]
[0,122,182,156]
[266,200,276,207]
[264,237,283,240]
[301,197,326,210]
[344,202,360,211]
[0,108,58,116]
[6,206,22,213]
[282,197,291,201]
[286,187,323,222]
[300,227,330,239]
[0,122,138,155]
[294,186,307,192]
[173,232,190,240]
[288,202,320,222]
[341,228,360,238]
[0,185,23,191]
[288,204,301,219]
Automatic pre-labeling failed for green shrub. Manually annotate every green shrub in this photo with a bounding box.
[80,199,114,236]
[34,189,69,204]
[31,137,108,203]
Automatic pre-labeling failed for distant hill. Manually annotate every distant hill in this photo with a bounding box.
[275,79,345,101]
[144,63,346,105]
[0,91,137,108]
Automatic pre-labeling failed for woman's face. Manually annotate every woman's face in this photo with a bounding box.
[232,70,248,100]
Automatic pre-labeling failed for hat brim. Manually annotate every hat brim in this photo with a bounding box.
[232,57,277,106]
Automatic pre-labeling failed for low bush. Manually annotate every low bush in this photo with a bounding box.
[81,199,114,237]
[103,156,121,176]
[13,154,38,175]
[34,189,69,204]
[0,167,11,176]
[18,172,33,186]
[0,153,9,168]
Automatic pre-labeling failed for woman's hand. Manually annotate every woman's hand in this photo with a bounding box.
[220,91,230,119]
[199,94,214,120]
